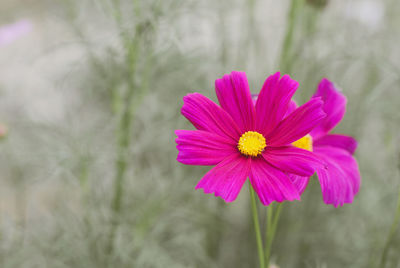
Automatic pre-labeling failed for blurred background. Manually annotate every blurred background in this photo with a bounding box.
[0,0,399,267]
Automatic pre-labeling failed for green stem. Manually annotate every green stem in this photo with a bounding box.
[379,186,400,268]
[265,203,283,266]
[249,181,265,268]
[107,77,137,257]
[280,0,303,73]
[265,205,273,266]
[107,1,141,257]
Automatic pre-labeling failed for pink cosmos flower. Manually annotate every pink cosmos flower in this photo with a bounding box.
[283,79,361,207]
[175,71,326,205]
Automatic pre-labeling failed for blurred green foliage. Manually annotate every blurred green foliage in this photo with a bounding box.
[0,0,399,267]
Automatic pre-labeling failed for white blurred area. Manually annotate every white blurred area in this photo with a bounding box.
[0,0,387,123]
[345,0,385,31]
[0,4,85,124]
[0,1,85,223]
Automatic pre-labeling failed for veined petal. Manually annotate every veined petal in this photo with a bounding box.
[262,146,324,177]
[316,146,360,196]
[181,93,241,142]
[289,174,310,195]
[314,134,358,154]
[267,98,326,146]
[195,154,251,202]
[249,158,300,206]
[286,100,298,116]
[215,71,256,132]
[314,146,361,207]
[310,79,347,139]
[255,73,298,136]
[175,130,237,166]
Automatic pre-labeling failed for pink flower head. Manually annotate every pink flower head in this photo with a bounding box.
[175,71,326,205]
[285,79,361,207]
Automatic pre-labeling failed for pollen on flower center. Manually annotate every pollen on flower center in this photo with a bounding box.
[292,134,313,151]
[237,131,266,157]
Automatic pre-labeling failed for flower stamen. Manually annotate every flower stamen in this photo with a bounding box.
[292,134,313,151]
[238,131,266,157]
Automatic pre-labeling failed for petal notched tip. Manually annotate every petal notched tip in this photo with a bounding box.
[195,185,237,203]
[311,96,328,119]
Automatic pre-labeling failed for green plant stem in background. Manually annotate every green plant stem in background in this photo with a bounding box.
[249,181,265,268]
[379,185,400,268]
[280,0,303,74]
[265,203,283,266]
[237,0,258,67]
[106,0,141,257]
[246,0,257,56]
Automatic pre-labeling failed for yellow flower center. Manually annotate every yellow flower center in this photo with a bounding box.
[292,134,313,151]
[238,131,266,157]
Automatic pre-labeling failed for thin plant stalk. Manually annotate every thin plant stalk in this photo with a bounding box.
[107,52,139,252]
[106,0,141,256]
[249,181,266,268]
[280,0,303,74]
[379,184,400,268]
[265,203,283,266]
[237,0,257,67]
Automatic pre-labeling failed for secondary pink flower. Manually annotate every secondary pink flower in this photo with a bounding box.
[288,79,361,207]
[175,71,326,205]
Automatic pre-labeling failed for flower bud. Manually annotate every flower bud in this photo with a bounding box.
[0,124,8,139]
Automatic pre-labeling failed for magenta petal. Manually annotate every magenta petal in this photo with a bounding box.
[314,146,361,207]
[286,100,298,116]
[249,158,300,206]
[310,79,347,139]
[289,174,310,195]
[317,146,361,196]
[195,154,251,202]
[175,130,237,166]
[255,73,298,136]
[314,134,358,154]
[181,93,241,142]
[262,146,324,177]
[215,71,256,132]
[267,98,326,146]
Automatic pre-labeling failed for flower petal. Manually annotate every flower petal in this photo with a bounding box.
[314,146,361,207]
[249,158,300,206]
[255,73,298,136]
[195,154,251,202]
[267,98,326,146]
[286,100,298,116]
[175,130,237,166]
[262,146,324,177]
[314,134,358,154]
[215,71,256,132]
[310,79,347,139]
[181,93,241,142]
[289,174,310,195]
